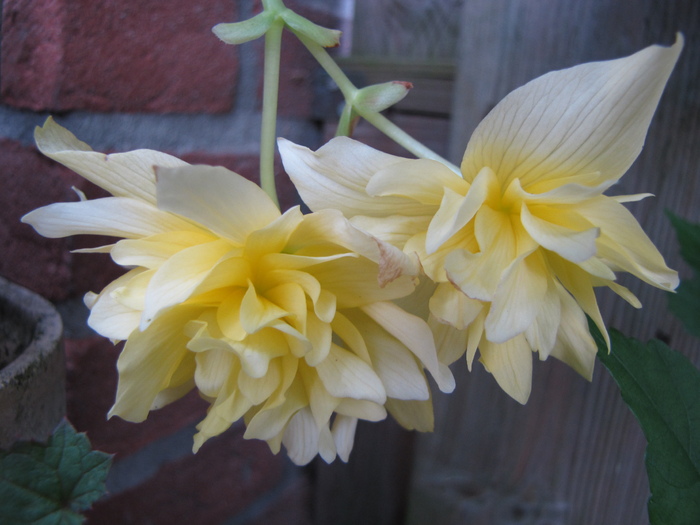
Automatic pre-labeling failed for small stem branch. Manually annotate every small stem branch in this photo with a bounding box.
[296,32,459,172]
[260,17,284,208]
[336,104,355,137]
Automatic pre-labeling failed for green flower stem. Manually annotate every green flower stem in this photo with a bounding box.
[260,16,284,208]
[262,0,286,14]
[336,104,355,137]
[295,32,459,172]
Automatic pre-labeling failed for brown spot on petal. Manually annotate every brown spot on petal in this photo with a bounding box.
[376,240,403,288]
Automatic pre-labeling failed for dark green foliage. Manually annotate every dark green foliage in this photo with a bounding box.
[595,324,700,525]
[0,420,112,525]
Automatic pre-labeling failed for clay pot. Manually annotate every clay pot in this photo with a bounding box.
[0,277,65,448]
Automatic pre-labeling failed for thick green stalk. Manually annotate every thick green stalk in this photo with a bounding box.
[260,17,284,208]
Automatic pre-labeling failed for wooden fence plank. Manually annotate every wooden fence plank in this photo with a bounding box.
[408,1,700,523]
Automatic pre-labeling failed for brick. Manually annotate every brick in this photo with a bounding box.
[85,425,287,525]
[1,138,127,301]
[1,139,85,301]
[182,151,302,211]
[65,336,208,458]
[1,0,238,113]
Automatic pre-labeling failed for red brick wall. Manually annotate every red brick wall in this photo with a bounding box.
[0,1,338,523]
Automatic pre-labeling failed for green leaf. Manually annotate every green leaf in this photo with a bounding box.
[667,211,700,336]
[0,420,113,524]
[594,324,700,525]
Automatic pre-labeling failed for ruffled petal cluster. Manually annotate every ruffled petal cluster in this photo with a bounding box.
[279,37,682,403]
[23,118,454,464]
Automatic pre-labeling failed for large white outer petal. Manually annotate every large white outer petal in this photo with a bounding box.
[278,137,424,217]
[461,36,683,188]
[22,197,198,239]
[35,117,188,204]
[155,165,281,245]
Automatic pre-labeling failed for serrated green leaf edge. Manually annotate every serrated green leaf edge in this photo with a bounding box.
[0,420,113,524]
[666,211,700,337]
[593,323,700,525]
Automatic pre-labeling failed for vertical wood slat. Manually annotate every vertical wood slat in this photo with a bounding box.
[351,0,463,60]
[409,1,700,524]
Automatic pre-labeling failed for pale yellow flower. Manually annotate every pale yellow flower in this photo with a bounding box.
[279,38,682,403]
[22,118,454,464]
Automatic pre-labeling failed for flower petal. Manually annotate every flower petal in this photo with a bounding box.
[142,239,233,327]
[155,165,281,245]
[331,415,358,462]
[577,196,679,290]
[35,117,187,204]
[109,305,203,422]
[22,197,198,239]
[426,166,497,254]
[479,334,533,404]
[461,36,683,188]
[86,269,146,340]
[521,202,599,263]
[429,282,482,331]
[549,285,597,380]
[360,315,430,400]
[361,301,455,393]
[367,158,467,205]
[485,251,549,343]
[279,137,422,217]
[385,398,434,432]
[315,344,387,404]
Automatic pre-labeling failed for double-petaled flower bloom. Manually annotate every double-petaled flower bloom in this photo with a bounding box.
[279,37,682,403]
[23,118,454,465]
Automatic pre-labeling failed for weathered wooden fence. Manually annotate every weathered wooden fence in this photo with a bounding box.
[316,1,700,524]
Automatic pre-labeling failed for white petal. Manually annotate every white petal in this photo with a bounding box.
[155,165,280,245]
[461,36,683,188]
[279,137,422,217]
[520,203,599,263]
[429,282,483,331]
[429,314,470,366]
[194,348,237,397]
[315,344,387,404]
[283,408,328,465]
[361,301,455,393]
[485,252,548,343]
[525,279,562,359]
[364,320,430,401]
[22,197,197,239]
[109,305,202,422]
[367,158,467,205]
[479,335,533,404]
[86,269,145,340]
[426,166,497,254]
[350,215,431,248]
[332,415,358,462]
[549,286,597,380]
[141,239,233,327]
[35,117,187,204]
[385,398,434,432]
[577,197,679,290]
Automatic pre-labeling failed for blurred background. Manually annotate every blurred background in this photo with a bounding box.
[1,0,698,523]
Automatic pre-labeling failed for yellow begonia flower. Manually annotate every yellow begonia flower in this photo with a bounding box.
[22,118,455,465]
[278,37,683,404]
